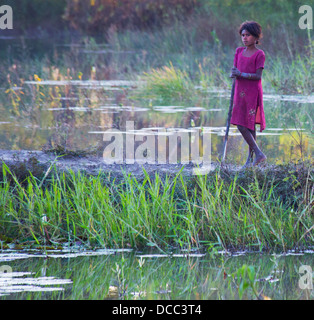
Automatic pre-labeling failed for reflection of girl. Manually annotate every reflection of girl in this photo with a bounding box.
[230,21,267,167]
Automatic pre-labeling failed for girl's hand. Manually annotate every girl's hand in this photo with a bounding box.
[230,67,241,78]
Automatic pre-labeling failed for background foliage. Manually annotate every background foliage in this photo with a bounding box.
[4,0,311,55]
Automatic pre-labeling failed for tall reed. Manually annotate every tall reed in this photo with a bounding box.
[0,163,313,252]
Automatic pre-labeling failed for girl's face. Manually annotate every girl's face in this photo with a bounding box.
[241,29,257,47]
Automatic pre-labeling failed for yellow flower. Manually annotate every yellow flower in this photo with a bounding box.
[34,74,42,82]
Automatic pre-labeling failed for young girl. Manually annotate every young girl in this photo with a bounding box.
[230,21,267,167]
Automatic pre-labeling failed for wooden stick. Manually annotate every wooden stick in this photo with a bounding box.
[221,77,236,163]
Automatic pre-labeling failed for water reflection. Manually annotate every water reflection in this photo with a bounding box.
[0,249,313,300]
[0,87,312,165]
[0,271,72,296]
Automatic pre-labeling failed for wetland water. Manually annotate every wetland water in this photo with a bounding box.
[0,249,313,300]
[0,80,313,165]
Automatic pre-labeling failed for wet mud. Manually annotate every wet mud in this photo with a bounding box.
[0,149,312,184]
[0,149,220,179]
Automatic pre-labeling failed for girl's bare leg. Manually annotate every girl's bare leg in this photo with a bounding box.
[237,125,266,166]
[243,128,256,167]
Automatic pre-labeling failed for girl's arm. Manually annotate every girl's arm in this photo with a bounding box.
[231,67,263,80]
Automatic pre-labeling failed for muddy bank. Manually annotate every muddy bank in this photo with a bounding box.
[0,149,217,178]
[0,149,312,185]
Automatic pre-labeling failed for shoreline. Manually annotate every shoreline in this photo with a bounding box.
[1,149,311,178]
[0,149,313,253]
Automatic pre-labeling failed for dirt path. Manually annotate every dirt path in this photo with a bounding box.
[0,149,220,178]
[0,149,311,181]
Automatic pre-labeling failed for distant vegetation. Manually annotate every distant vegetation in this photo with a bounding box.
[4,0,312,54]
[1,1,312,97]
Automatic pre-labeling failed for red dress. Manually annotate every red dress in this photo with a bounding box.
[230,47,266,132]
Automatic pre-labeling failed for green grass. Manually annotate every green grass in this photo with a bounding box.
[263,53,313,94]
[0,162,313,252]
[140,62,194,100]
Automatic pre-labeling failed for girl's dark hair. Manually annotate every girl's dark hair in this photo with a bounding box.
[239,21,263,44]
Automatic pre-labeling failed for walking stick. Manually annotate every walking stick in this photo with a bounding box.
[221,77,236,163]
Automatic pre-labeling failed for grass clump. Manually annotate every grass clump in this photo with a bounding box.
[140,62,194,101]
[0,163,313,252]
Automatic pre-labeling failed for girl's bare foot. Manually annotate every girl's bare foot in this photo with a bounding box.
[253,153,267,166]
[236,125,266,167]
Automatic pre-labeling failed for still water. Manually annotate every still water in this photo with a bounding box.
[0,79,313,165]
[0,249,313,300]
